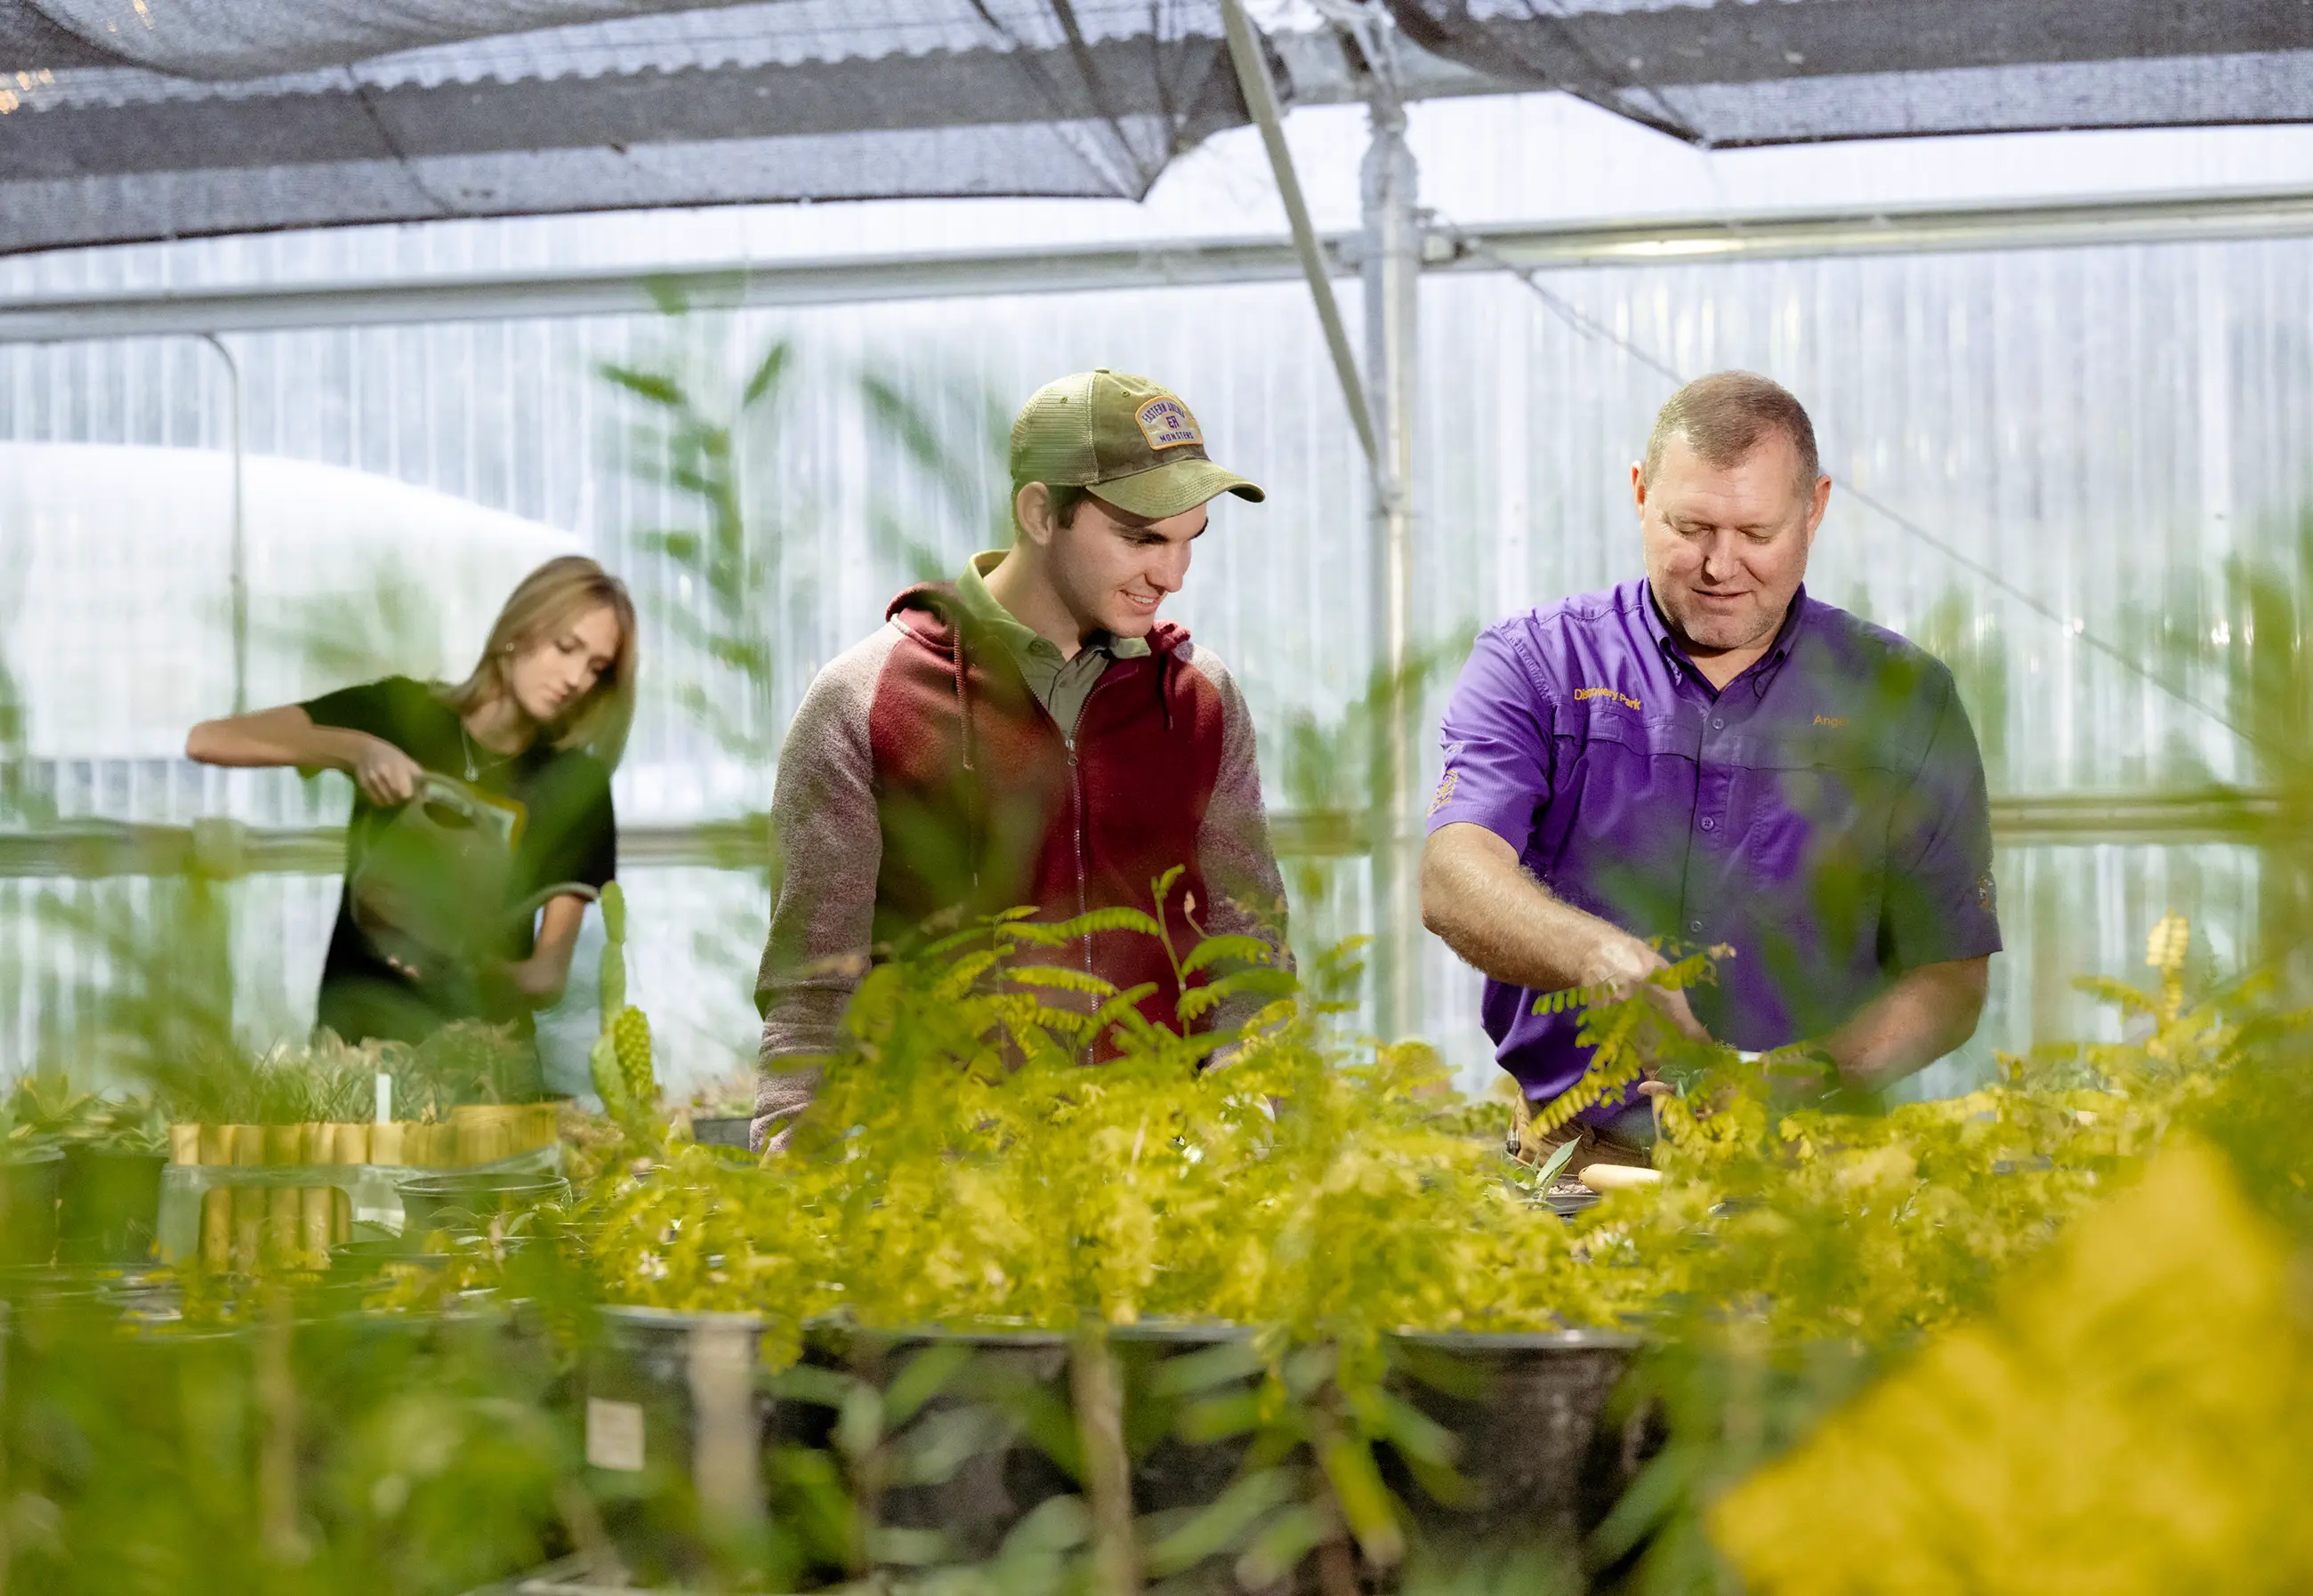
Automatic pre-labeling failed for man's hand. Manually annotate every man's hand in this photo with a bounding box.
[1422,822,1716,1041]
[1576,930,1713,1044]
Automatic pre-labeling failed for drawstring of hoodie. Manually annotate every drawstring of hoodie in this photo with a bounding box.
[1157,649,1176,732]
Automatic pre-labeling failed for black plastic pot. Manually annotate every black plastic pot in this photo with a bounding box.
[813,1323,1076,1566]
[396,1171,569,1237]
[57,1146,166,1265]
[0,1147,63,1268]
[587,1305,784,1589]
[1384,1330,1646,1552]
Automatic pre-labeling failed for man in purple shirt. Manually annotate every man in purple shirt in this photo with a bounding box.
[1422,372,2001,1175]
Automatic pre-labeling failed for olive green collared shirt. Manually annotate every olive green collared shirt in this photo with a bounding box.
[955,551,1150,744]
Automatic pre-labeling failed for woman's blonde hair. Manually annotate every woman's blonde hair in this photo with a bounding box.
[440,556,640,766]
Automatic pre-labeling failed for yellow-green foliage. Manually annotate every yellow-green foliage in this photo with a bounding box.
[584,906,2300,1377]
[1712,1138,2313,1595]
[585,907,1623,1369]
[1591,916,2313,1595]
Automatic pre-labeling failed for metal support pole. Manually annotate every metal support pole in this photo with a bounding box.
[1218,0,1380,471]
[1361,101,1422,1042]
[199,334,248,713]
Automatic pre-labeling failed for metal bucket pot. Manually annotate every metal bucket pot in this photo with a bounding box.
[396,1171,569,1237]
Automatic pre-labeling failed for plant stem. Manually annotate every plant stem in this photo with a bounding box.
[256,1285,306,1564]
[1070,1322,1143,1596]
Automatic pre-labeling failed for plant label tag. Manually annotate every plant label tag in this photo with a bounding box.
[585,1398,646,1471]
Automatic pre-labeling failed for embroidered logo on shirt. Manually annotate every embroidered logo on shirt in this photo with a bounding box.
[1427,769,1461,815]
[1574,686,1640,711]
[1977,872,1996,914]
[1813,714,1850,729]
[1134,396,1202,450]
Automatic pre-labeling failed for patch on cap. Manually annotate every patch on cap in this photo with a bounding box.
[1133,394,1202,451]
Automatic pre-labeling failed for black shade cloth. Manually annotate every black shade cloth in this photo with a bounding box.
[1382,0,2313,146]
[0,1,1261,254]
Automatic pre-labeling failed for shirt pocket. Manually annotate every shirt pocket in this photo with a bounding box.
[1538,705,1699,924]
[1737,729,1904,944]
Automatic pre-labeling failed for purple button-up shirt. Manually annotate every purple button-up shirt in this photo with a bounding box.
[1428,578,2002,1111]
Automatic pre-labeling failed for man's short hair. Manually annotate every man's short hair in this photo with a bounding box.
[1010,480,1094,536]
[1641,371,1821,493]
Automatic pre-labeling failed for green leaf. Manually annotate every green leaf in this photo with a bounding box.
[1008,965,1122,998]
[637,529,704,564]
[1533,1133,1579,1186]
[1144,1467,1302,1576]
[1180,934,1278,976]
[1177,1390,1266,1444]
[768,1364,858,1411]
[1318,1432,1405,1566]
[742,342,794,407]
[882,1341,972,1428]
[1037,906,1168,943]
[1148,1339,1266,1398]
[598,363,686,407]
[1235,1503,1334,1589]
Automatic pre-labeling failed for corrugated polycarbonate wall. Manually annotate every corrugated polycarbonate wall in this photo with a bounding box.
[0,227,2302,1093]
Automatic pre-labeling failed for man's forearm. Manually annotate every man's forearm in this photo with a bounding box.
[1420,822,1637,993]
[1821,957,1990,1088]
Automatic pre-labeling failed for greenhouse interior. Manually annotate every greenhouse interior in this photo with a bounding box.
[2,1,2310,1591]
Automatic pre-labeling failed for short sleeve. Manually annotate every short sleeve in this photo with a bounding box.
[1881,672,2003,971]
[528,757,617,896]
[1426,625,1557,851]
[302,675,414,742]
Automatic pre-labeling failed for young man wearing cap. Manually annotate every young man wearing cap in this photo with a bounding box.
[751,369,1291,1149]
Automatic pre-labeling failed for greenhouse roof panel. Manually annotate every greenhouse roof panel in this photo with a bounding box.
[1384,0,2313,144]
[0,0,1257,252]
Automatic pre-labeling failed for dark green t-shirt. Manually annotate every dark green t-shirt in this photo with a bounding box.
[303,675,617,1047]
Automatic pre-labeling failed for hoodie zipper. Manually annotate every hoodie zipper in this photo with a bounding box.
[1068,672,1127,979]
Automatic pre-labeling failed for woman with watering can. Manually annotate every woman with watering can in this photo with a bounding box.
[189,557,636,1089]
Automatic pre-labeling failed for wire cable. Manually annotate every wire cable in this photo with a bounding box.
[1431,216,2262,754]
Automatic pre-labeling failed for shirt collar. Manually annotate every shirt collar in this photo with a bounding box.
[955,550,1151,661]
[1639,578,1809,698]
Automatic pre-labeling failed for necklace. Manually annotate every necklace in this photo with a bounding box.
[459,721,520,782]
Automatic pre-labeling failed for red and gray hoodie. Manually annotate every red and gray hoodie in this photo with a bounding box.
[752,580,1291,1147]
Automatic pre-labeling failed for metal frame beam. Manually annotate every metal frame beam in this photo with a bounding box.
[5,187,2313,343]
[0,794,2279,880]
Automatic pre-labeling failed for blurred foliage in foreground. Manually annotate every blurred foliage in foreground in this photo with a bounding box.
[4,902,2310,1594]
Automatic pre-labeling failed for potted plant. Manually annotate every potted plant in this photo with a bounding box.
[57,1090,171,1267]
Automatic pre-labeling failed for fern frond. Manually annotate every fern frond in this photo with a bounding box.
[1031,906,1168,943]
[1527,1000,1650,1137]
[1181,934,1279,976]
[1007,964,1122,997]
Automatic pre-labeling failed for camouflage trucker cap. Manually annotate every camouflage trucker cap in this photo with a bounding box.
[1009,368,1265,520]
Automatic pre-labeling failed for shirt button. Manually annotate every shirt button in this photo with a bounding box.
[1688,920,1703,934]
[1700,816,1717,831]
[1711,716,1726,730]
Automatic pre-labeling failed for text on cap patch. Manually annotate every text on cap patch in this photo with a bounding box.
[1134,395,1202,450]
